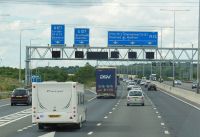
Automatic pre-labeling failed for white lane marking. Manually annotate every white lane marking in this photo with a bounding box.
[0,104,10,108]
[88,97,96,102]
[164,130,170,134]
[17,129,23,132]
[39,132,55,137]
[158,116,161,118]
[161,123,165,126]
[97,123,101,126]
[153,107,157,110]
[0,108,31,127]
[161,90,200,111]
[104,116,108,119]
[87,132,93,135]
[156,111,159,114]
[112,108,115,110]
[115,105,117,107]
[85,89,97,95]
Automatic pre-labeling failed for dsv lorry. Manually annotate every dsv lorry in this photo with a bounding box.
[32,82,86,130]
[96,67,117,98]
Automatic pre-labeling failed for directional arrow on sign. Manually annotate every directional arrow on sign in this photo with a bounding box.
[113,41,118,44]
[39,132,55,137]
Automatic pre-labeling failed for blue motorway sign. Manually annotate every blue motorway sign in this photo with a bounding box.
[108,31,158,47]
[51,24,65,45]
[74,28,89,46]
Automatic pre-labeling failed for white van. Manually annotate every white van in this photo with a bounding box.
[32,82,86,130]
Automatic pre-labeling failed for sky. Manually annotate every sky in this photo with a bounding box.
[0,0,198,68]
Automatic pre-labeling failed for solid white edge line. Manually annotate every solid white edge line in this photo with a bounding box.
[88,97,96,102]
[88,131,93,135]
[161,90,200,111]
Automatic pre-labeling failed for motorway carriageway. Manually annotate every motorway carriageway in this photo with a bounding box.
[0,84,200,137]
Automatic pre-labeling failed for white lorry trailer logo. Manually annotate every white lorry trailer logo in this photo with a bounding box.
[100,75,111,79]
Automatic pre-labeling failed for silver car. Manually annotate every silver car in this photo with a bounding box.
[127,90,144,106]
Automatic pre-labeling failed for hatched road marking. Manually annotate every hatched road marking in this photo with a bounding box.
[0,108,31,127]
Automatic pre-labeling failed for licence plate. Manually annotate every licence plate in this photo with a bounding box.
[16,96,22,98]
[48,115,60,118]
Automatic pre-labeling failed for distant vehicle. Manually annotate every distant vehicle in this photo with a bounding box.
[131,85,142,91]
[147,84,157,91]
[96,67,117,99]
[127,85,137,91]
[11,88,32,106]
[32,82,86,130]
[127,81,136,86]
[140,80,146,85]
[149,74,157,81]
[192,82,197,89]
[117,76,120,85]
[174,80,182,85]
[144,81,151,88]
[127,90,144,106]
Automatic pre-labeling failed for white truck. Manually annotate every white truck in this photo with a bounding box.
[32,82,86,130]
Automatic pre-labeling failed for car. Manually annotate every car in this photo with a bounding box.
[174,80,182,85]
[131,85,142,91]
[140,80,146,85]
[127,90,144,106]
[144,80,151,88]
[192,82,197,89]
[11,88,32,106]
[127,85,136,91]
[147,84,157,91]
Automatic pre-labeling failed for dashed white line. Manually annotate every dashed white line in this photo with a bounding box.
[115,105,118,107]
[112,108,115,110]
[156,111,159,114]
[153,107,157,110]
[164,130,170,134]
[109,112,112,114]
[97,123,102,126]
[88,97,96,102]
[161,123,165,126]
[104,116,108,119]
[88,131,93,135]
[17,129,23,132]
[158,116,161,118]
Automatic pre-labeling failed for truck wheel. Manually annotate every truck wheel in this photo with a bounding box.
[38,123,44,130]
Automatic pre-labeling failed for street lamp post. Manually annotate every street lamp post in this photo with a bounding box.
[197,0,200,94]
[19,28,35,83]
[160,9,190,87]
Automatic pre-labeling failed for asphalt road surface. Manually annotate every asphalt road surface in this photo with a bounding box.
[0,84,199,137]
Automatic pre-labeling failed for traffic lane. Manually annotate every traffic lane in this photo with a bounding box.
[88,89,170,137]
[2,86,124,137]
[146,89,200,137]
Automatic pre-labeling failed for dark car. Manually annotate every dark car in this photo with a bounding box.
[11,88,32,106]
[147,84,157,91]
[192,83,197,89]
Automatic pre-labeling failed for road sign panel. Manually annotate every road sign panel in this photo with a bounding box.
[74,28,89,46]
[51,24,65,46]
[108,31,158,47]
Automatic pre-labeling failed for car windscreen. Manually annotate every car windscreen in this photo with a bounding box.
[13,90,27,96]
[129,91,142,96]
